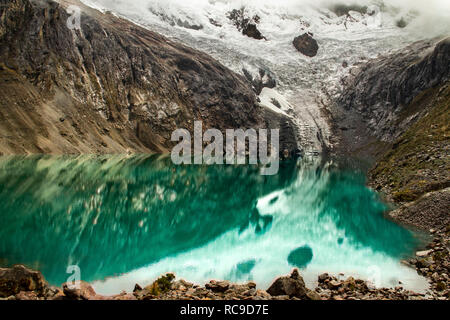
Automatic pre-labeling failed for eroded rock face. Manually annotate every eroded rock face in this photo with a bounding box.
[0,265,48,298]
[293,33,319,57]
[0,0,264,155]
[337,37,450,145]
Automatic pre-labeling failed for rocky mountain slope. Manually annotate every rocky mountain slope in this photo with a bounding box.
[333,37,449,231]
[326,39,449,298]
[0,0,296,155]
[336,38,449,149]
[80,0,450,156]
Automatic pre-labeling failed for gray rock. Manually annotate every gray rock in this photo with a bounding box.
[337,37,450,144]
[0,0,265,154]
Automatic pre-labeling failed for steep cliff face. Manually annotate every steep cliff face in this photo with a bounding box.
[0,0,293,155]
[368,81,449,231]
[333,37,450,231]
[333,37,450,157]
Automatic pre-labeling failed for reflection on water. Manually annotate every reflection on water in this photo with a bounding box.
[0,155,426,294]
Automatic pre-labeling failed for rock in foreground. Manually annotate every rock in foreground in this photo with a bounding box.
[0,265,48,298]
[1,261,449,300]
[267,269,309,298]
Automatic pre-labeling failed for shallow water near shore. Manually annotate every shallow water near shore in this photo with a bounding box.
[0,155,428,294]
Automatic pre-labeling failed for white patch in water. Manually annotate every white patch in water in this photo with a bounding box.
[92,161,429,295]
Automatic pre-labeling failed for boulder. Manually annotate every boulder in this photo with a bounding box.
[62,281,97,300]
[0,265,48,298]
[267,269,308,298]
[318,273,329,283]
[293,33,319,57]
[342,277,357,291]
[205,280,230,293]
[416,250,433,257]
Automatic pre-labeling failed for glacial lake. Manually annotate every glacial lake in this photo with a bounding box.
[0,155,428,294]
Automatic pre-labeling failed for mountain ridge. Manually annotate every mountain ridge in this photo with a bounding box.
[0,0,297,155]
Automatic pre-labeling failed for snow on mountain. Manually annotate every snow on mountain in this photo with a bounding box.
[79,0,450,154]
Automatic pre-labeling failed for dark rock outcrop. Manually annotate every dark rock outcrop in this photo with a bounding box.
[227,8,265,40]
[243,23,264,40]
[293,33,319,57]
[337,37,450,145]
[262,107,299,156]
[0,0,267,155]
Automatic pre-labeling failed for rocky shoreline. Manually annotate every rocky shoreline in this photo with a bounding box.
[1,229,448,301]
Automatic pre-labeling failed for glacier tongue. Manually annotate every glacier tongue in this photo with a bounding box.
[80,0,450,154]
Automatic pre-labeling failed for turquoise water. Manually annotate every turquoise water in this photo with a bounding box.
[0,155,426,294]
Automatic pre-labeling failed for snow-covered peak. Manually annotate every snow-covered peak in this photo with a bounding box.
[79,0,450,154]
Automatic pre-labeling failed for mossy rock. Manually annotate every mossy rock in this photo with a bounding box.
[145,273,175,296]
